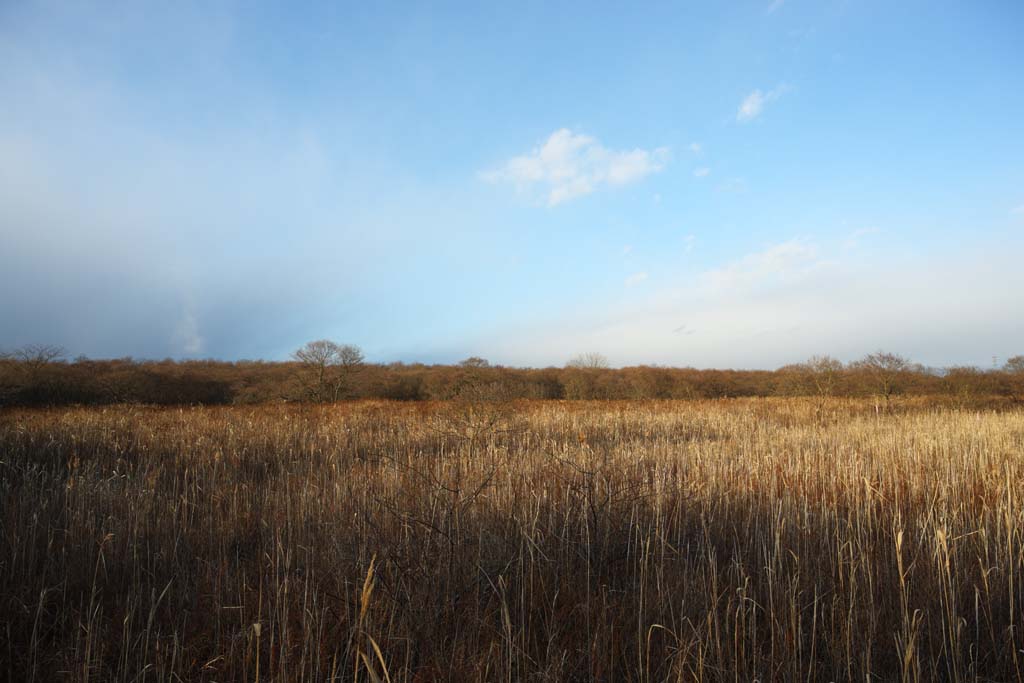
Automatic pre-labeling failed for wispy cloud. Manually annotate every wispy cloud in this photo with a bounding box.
[175,305,204,354]
[480,237,1024,369]
[482,128,670,206]
[765,0,785,14]
[1012,205,1024,216]
[625,271,649,287]
[702,240,825,292]
[842,226,880,249]
[689,142,702,154]
[737,85,790,122]
[716,177,747,193]
[693,167,710,178]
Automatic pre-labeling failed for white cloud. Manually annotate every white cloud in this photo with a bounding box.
[625,272,649,287]
[482,128,670,206]
[693,167,710,178]
[737,91,765,122]
[689,142,702,154]
[683,234,696,253]
[766,0,784,14]
[737,85,789,122]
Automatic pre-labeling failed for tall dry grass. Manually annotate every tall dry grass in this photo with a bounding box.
[1,398,1022,681]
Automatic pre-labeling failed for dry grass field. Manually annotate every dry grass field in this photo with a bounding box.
[2,398,1022,681]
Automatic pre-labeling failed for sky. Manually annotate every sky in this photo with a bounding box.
[1,0,1022,369]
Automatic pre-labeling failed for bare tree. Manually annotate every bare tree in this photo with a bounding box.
[0,350,15,405]
[943,365,986,408]
[438,356,519,446]
[566,352,609,370]
[853,351,911,404]
[1004,356,1024,402]
[806,355,843,399]
[292,340,364,403]
[13,344,66,370]
[563,352,610,399]
[454,357,500,401]
[0,345,66,406]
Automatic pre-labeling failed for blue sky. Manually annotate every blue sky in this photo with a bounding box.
[1,0,1022,368]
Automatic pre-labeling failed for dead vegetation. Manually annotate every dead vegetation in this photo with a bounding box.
[1,398,1022,681]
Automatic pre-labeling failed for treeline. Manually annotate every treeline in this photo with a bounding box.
[2,344,1023,407]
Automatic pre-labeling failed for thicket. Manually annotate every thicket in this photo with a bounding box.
[1,349,1022,407]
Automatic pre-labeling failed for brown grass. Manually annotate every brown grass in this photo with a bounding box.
[1,398,1022,681]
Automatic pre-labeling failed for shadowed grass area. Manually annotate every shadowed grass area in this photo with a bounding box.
[1,399,1022,681]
